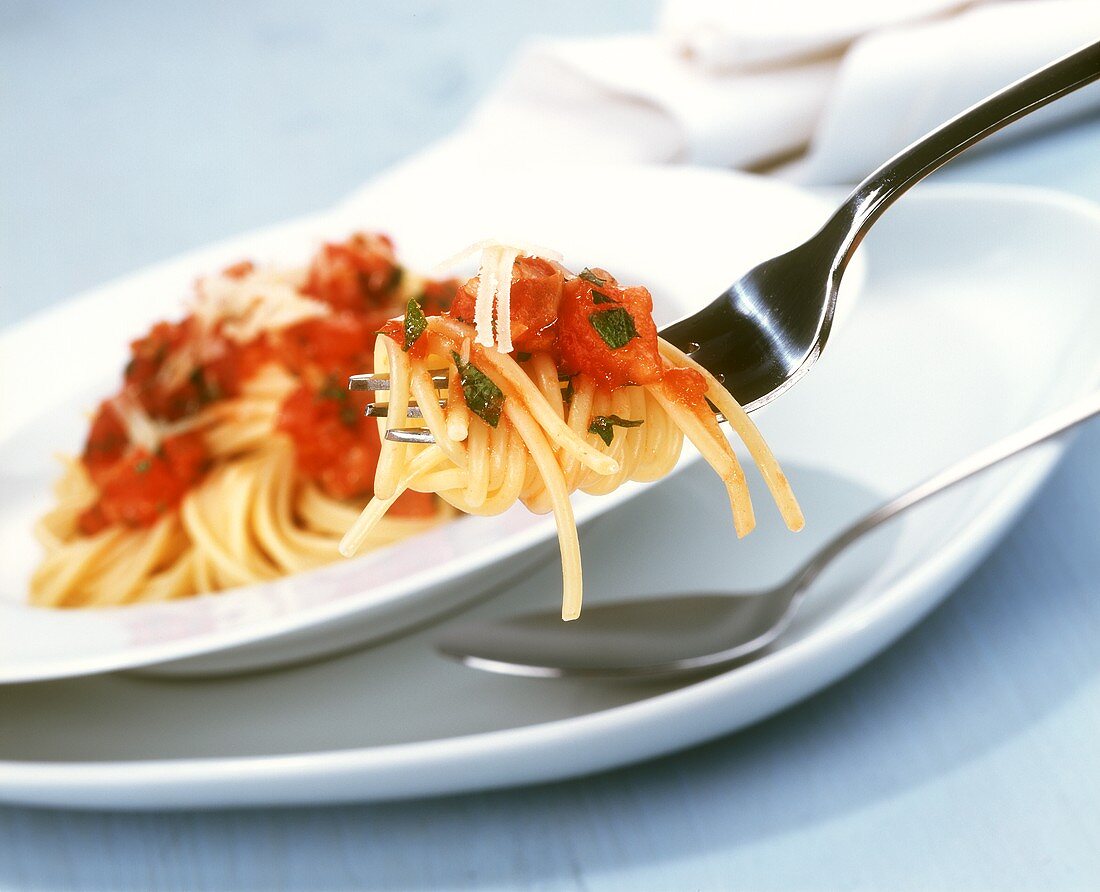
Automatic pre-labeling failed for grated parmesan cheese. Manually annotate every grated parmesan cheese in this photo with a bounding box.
[108,393,212,454]
[435,240,562,353]
[190,268,328,345]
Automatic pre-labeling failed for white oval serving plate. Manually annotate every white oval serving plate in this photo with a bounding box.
[0,182,1096,810]
[0,163,848,683]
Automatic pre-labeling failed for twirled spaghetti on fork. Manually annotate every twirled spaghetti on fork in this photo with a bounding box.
[341,243,803,620]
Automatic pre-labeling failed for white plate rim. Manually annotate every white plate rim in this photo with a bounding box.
[1,182,1097,809]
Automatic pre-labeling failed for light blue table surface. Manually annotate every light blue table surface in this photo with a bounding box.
[2,2,1099,889]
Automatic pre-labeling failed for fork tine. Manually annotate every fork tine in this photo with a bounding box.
[385,427,437,444]
[365,400,446,419]
[349,371,449,391]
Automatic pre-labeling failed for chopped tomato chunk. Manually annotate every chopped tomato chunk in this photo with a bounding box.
[449,257,563,354]
[123,318,269,420]
[276,381,381,500]
[304,232,402,312]
[221,260,255,279]
[275,311,381,378]
[377,318,429,360]
[78,432,209,533]
[557,273,663,388]
[661,367,708,406]
[82,401,129,486]
[418,277,460,315]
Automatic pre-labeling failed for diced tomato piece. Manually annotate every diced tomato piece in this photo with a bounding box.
[275,311,381,377]
[221,260,255,279]
[449,257,563,354]
[82,401,129,486]
[661,367,708,407]
[304,232,402,312]
[122,317,269,421]
[79,432,209,531]
[124,320,190,410]
[160,431,209,482]
[77,503,109,536]
[276,381,381,500]
[557,273,663,388]
[418,277,460,315]
[376,318,429,360]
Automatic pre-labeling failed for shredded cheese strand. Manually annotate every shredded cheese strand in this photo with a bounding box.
[434,239,563,352]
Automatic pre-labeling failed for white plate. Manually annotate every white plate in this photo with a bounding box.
[0,163,847,683]
[1,182,1097,810]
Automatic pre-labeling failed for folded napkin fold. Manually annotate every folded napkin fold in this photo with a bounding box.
[437,0,1100,184]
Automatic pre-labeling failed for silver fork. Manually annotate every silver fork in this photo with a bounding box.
[351,41,1100,440]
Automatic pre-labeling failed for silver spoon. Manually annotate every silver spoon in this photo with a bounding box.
[436,391,1100,680]
[359,40,1100,443]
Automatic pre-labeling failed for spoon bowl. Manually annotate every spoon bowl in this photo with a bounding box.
[436,392,1100,680]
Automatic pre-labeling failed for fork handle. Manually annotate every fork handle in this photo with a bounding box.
[825,39,1100,278]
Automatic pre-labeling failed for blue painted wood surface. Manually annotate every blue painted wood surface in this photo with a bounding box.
[2,2,1098,888]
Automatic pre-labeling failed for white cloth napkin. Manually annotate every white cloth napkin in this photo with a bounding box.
[429,0,1100,185]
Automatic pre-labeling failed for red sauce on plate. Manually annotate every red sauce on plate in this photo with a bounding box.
[78,233,454,531]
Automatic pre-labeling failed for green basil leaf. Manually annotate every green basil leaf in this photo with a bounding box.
[317,376,346,402]
[587,414,643,447]
[451,351,505,428]
[403,297,427,352]
[578,268,607,287]
[589,307,638,350]
[590,290,616,305]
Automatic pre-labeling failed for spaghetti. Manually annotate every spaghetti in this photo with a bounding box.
[340,248,803,620]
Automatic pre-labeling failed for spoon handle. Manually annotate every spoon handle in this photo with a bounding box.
[824,39,1100,281]
[790,390,1100,595]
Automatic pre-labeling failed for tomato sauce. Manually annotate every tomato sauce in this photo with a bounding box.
[377,318,429,361]
[78,233,453,532]
[79,431,207,534]
[275,382,379,500]
[449,257,563,355]
[661,367,708,406]
[448,261,694,396]
[557,275,663,388]
[304,232,403,312]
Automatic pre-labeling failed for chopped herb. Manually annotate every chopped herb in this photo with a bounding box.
[135,458,152,474]
[578,268,607,287]
[189,367,222,404]
[403,297,427,352]
[339,405,360,427]
[317,376,346,402]
[589,307,638,350]
[515,351,532,363]
[387,266,404,291]
[588,414,643,447]
[562,378,575,405]
[451,351,505,427]
[591,290,615,305]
